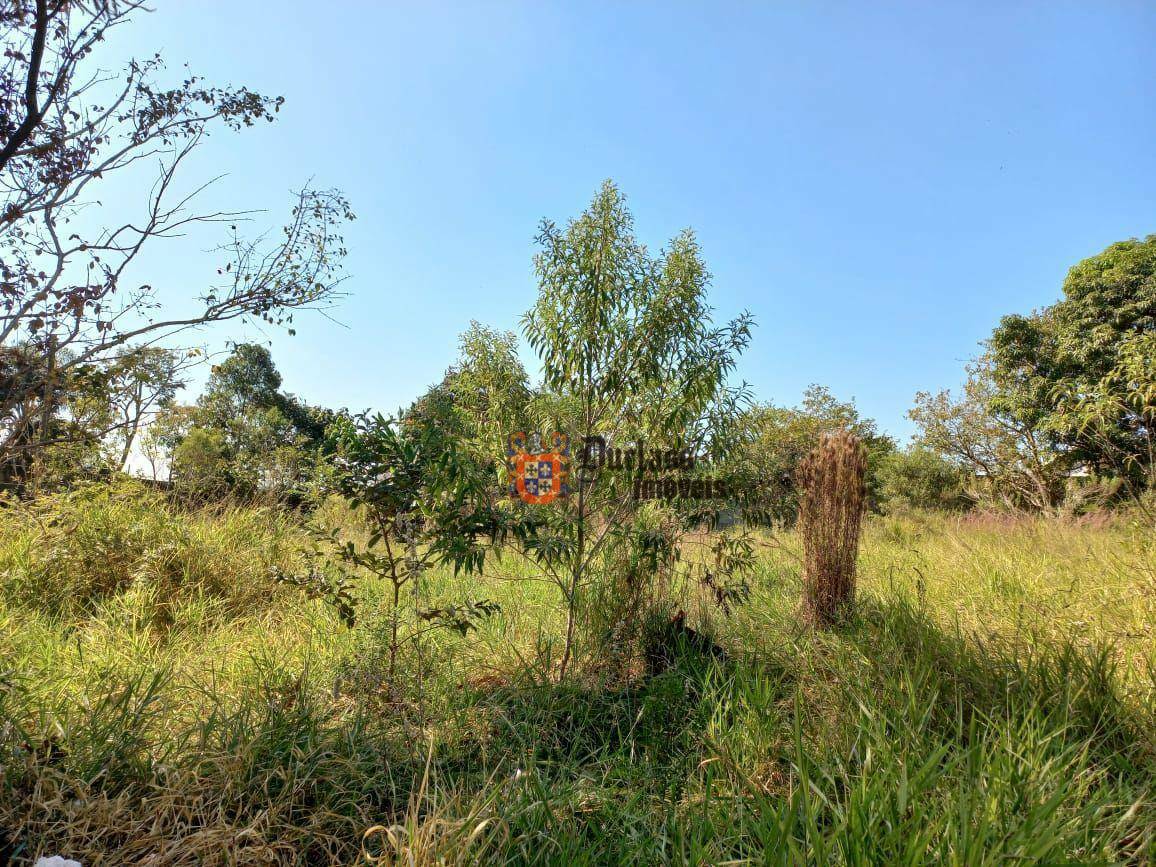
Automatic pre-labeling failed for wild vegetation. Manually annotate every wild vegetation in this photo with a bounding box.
[0,486,1152,863]
[0,183,1152,863]
[1,4,1153,864]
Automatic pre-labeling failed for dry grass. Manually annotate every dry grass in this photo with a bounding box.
[797,430,867,626]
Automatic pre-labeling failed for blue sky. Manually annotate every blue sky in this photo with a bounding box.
[105,1,1155,441]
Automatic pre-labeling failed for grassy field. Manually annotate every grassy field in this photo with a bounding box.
[1,483,1153,864]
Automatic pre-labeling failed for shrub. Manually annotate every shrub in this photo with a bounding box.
[170,427,233,502]
[877,445,970,512]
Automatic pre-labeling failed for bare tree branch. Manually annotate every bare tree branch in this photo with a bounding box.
[0,1,353,488]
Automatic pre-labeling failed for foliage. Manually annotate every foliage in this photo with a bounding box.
[169,426,231,500]
[0,1,352,483]
[877,444,970,512]
[989,235,1155,490]
[271,562,358,629]
[0,342,190,490]
[406,322,533,505]
[159,343,335,502]
[98,347,191,472]
[910,358,1067,511]
[525,181,753,451]
[516,180,756,678]
[1050,332,1156,512]
[317,410,499,695]
[736,385,894,523]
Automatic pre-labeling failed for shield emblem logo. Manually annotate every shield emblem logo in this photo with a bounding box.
[507,431,570,504]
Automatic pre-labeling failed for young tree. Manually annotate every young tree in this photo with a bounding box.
[0,2,353,483]
[520,180,754,679]
[321,411,499,697]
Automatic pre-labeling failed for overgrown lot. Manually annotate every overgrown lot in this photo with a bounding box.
[1,484,1152,864]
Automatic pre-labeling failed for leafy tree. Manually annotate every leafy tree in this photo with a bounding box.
[910,359,1066,511]
[1051,332,1155,511]
[100,347,191,472]
[0,343,78,488]
[0,342,187,489]
[170,426,231,500]
[448,322,532,448]
[877,445,970,512]
[518,180,756,679]
[408,321,531,475]
[0,1,352,480]
[197,344,286,435]
[318,411,499,697]
[161,343,334,501]
[141,401,194,483]
[989,235,1155,489]
[736,385,895,522]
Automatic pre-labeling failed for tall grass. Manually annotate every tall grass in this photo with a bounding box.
[0,486,1153,864]
[0,481,306,623]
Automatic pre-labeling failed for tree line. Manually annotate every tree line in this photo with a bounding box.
[4,3,1151,523]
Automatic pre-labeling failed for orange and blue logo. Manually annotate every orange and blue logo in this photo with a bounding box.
[507,431,570,504]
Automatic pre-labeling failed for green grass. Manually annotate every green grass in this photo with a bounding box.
[1,484,1153,864]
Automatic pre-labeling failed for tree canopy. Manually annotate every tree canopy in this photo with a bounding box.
[988,235,1155,489]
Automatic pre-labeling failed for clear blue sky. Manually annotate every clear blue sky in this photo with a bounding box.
[106,1,1155,442]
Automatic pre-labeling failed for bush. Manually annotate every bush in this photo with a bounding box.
[170,427,233,502]
[878,446,970,512]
